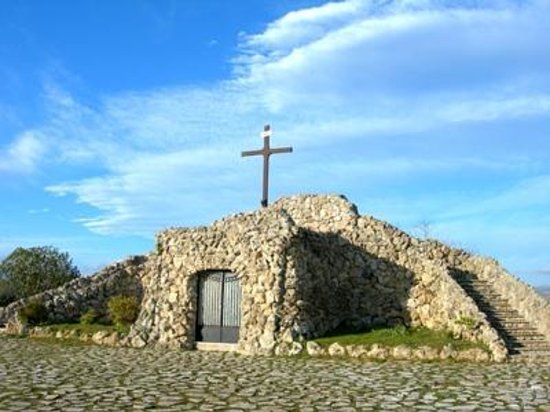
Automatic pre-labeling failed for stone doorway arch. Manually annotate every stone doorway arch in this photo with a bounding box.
[195,270,242,343]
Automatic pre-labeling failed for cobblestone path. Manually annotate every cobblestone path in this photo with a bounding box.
[0,337,548,411]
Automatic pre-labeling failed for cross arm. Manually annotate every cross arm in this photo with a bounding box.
[241,149,264,157]
[269,147,293,155]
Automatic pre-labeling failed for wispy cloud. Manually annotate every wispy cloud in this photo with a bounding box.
[27,208,50,215]
[434,174,550,222]
[0,131,48,174]
[2,0,550,240]
[532,270,550,277]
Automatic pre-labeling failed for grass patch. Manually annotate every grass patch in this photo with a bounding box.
[28,336,93,347]
[44,323,129,335]
[314,326,486,351]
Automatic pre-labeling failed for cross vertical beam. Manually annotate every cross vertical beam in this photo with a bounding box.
[241,124,293,208]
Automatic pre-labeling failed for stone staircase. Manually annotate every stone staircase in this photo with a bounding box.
[452,272,550,362]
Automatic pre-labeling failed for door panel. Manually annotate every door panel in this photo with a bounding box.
[196,271,241,343]
[221,273,241,343]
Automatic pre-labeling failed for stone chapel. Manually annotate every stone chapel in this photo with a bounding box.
[1,194,549,361]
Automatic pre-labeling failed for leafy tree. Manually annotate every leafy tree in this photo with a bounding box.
[0,246,80,304]
[0,278,16,306]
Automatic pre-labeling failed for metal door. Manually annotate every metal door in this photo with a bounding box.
[196,271,241,343]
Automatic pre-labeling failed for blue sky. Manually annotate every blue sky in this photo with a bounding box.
[0,0,549,287]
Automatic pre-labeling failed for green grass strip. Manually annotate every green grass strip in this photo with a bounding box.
[313,326,486,351]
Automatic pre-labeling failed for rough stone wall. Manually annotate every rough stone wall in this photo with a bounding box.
[122,194,509,359]
[126,209,298,354]
[278,228,414,341]
[0,256,147,329]
[273,195,506,359]
[272,194,359,233]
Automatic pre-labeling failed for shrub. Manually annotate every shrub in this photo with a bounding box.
[17,298,49,325]
[107,296,139,326]
[0,246,80,301]
[80,308,98,325]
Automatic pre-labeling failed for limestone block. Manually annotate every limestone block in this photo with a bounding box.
[392,345,412,360]
[328,343,346,356]
[259,332,276,351]
[306,341,325,356]
[102,332,121,347]
[439,345,457,360]
[271,342,286,356]
[92,331,110,345]
[131,335,146,348]
[288,342,303,356]
[412,346,438,361]
[346,345,367,358]
[366,344,389,360]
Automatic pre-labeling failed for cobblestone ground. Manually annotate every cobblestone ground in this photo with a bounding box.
[0,337,548,411]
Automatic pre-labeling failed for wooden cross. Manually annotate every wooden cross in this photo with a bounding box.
[241,124,293,208]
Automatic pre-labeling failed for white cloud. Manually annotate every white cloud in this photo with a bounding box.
[238,0,550,112]
[2,0,549,240]
[0,131,48,174]
[27,208,50,215]
[432,174,550,223]
[438,95,550,123]
[46,145,253,235]
[242,0,364,52]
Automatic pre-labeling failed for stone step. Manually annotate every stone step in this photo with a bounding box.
[485,316,527,322]
[473,294,505,300]
[492,322,540,330]
[194,342,238,352]
[503,338,549,346]
[473,302,510,309]
[506,335,549,341]
[492,322,531,328]
[485,313,525,319]
[500,331,546,338]
[457,283,498,290]
[459,282,492,287]
[458,286,499,293]
[485,313,525,323]
[498,329,544,336]
[468,295,507,303]
[510,359,550,364]
[494,324,540,330]
[461,285,502,292]
[510,351,550,359]
[456,280,492,286]
[478,306,517,313]
[494,326,538,333]
[454,278,488,283]
[483,310,523,317]
[509,349,550,355]
[454,280,550,358]
[510,347,550,354]
[475,297,511,302]
[494,326,534,332]
[512,351,550,355]
[472,296,510,302]
[506,343,550,352]
[457,281,495,287]
[498,332,545,339]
